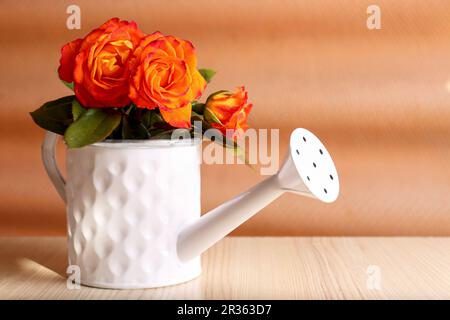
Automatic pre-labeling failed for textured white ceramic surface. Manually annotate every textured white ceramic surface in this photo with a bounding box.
[64,139,201,289]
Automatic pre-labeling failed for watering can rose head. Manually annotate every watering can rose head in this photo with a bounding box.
[30,17,253,150]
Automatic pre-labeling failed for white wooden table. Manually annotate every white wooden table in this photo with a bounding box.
[1,237,449,299]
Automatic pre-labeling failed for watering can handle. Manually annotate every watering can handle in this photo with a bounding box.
[41,131,67,203]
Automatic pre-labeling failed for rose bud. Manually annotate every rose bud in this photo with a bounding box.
[204,86,253,140]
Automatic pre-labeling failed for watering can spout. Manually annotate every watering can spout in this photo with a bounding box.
[177,175,284,262]
[176,128,340,262]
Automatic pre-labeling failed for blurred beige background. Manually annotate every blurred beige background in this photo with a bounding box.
[1,0,450,236]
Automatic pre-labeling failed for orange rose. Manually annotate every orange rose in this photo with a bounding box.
[205,86,253,140]
[58,38,82,83]
[58,18,144,108]
[129,33,207,128]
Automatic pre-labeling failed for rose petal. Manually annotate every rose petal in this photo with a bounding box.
[58,38,82,83]
[159,103,192,129]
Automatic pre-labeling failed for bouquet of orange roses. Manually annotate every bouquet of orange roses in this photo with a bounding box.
[30,18,252,149]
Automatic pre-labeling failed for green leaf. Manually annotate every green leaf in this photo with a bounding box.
[198,68,216,83]
[206,131,255,170]
[30,95,75,135]
[61,80,74,90]
[108,120,123,140]
[149,128,177,139]
[124,104,136,115]
[192,102,205,115]
[72,99,85,121]
[203,108,222,125]
[121,116,150,139]
[141,110,164,129]
[64,108,121,148]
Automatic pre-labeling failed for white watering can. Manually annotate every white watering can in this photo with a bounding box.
[42,128,339,289]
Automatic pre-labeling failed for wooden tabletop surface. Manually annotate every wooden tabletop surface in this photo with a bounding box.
[1,236,449,299]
